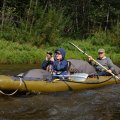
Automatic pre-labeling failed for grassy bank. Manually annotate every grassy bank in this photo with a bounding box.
[0,38,119,64]
[0,39,45,64]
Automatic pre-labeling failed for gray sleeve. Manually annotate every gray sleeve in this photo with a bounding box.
[107,58,115,71]
[88,60,96,66]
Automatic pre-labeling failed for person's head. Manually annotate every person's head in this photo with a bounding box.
[55,48,66,61]
[46,51,52,59]
[98,48,106,59]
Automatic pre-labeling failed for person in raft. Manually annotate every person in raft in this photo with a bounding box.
[52,48,68,80]
[41,51,54,72]
[88,48,115,76]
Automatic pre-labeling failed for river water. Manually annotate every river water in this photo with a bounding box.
[0,64,120,120]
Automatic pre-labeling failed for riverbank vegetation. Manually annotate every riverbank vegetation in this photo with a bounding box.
[0,0,120,64]
[0,38,119,64]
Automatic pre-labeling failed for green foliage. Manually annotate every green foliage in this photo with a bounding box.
[109,23,120,47]
[0,0,120,45]
[0,5,70,46]
[0,38,119,64]
[33,8,70,46]
[0,39,44,64]
[0,0,119,64]
[86,24,120,47]
[88,31,110,45]
[0,0,120,40]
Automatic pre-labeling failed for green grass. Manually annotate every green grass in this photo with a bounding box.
[0,38,119,64]
[45,38,119,63]
[0,39,45,64]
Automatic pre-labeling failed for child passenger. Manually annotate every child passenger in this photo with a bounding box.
[52,48,68,80]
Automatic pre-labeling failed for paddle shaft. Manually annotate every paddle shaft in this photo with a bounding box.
[53,74,87,78]
[69,42,120,80]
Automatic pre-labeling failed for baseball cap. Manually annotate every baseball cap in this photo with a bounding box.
[98,48,105,53]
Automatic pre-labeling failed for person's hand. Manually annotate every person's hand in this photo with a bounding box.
[50,57,54,62]
[88,56,93,61]
[46,56,49,61]
[46,56,54,61]
[107,69,112,73]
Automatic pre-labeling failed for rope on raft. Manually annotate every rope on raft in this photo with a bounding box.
[0,77,23,96]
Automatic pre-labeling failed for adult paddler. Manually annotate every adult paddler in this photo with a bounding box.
[88,48,115,76]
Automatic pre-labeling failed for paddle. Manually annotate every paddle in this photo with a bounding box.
[53,73,88,82]
[69,42,120,80]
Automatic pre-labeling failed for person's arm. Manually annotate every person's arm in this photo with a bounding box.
[107,58,115,72]
[41,60,49,70]
[88,56,96,66]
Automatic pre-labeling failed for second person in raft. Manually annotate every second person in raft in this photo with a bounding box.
[41,51,54,72]
[89,48,115,76]
[52,48,68,80]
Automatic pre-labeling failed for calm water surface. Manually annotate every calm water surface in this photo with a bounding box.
[0,64,120,120]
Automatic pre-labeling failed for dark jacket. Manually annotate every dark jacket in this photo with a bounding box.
[41,60,54,70]
[53,48,68,74]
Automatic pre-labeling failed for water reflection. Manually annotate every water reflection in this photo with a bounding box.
[0,64,120,120]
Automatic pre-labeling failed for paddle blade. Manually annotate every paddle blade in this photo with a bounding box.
[70,73,88,82]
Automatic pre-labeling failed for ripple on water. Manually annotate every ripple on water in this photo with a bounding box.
[0,64,120,120]
[0,85,120,120]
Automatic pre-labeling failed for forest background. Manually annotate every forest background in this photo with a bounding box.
[0,0,120,64]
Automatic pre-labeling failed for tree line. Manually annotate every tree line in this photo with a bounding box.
[0,0,120,46]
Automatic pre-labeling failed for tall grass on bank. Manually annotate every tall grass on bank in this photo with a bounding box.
[63,41,120,63]
[0,40,45,64]
[0,36,120,64]
[39,38,120,63]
